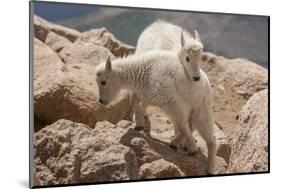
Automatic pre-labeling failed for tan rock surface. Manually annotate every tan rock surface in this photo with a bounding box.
[34,119,138,185]
[34,38,131,128]
[94,120,227,176]
[45,31,72,52]
[34,15,81,42]
[59,40,115,66]
[201,52,268,133]
[77,28,135,57]
[139,159,185,179]
[227,89,268,173]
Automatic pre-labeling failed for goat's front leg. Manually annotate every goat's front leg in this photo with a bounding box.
[170,123,198,154]
[196,114,216,174]
[132,93,150,135]
[169,126,184,150]
[168,105,198,155]
[179,120,197,151]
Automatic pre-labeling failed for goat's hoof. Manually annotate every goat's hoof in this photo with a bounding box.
[181,147,197,155]
[169,144,177,150]
[187,145,198,155]
[134,126,144,131]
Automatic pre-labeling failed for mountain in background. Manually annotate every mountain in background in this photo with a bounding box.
[34,2,98,21]
[34,2,269,68]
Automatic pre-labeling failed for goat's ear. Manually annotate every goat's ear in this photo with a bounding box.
[105,56,112,71]
[201,53,208,62]
[180,30,185,47]
[194,30,201,42]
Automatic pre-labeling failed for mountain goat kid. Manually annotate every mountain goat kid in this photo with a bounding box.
[95,50,216,174]
[135,20,207,136]
[135,20,216,170]
[136,20,204,82]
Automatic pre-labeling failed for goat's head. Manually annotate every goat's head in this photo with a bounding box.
[95,56,121,105]
[179,30,203,82]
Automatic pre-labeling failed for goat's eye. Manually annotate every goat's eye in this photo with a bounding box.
[186,56,190,62]
[101,81,106,86]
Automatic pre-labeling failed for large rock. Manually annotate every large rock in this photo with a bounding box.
[202,53,267,99]
[139,159,184,179]
[76,28,135,57]
[34,38,131,128]
[34,15,81,42]
[33,38,66,106]
[94,120,162,166]
[34,119,138,185]
[227,89,268,173]
[201,52,268,132]
[94,120,227,176]
[59,40,115,66]
[45,31,72,52]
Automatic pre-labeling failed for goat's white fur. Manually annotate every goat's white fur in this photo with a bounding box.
[134,20,216,174]
[136,20,204,81]
[95,50,216,174]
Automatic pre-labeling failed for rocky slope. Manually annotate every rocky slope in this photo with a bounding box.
[34,119,227,185]
[32,15,268,186]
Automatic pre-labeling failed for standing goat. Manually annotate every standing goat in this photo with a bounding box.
[134,20,206,132]
[95,49,216,174]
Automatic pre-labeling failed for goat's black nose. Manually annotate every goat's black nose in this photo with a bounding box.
[193,76,200,81]
[99,99,103,104]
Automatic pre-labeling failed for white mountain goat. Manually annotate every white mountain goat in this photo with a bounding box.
[136,20,204,82]
[134,20,206,132]
[95,50,216,174]
[134,20,215,173]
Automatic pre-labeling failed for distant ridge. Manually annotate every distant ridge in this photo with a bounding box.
[35,3,269,68]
